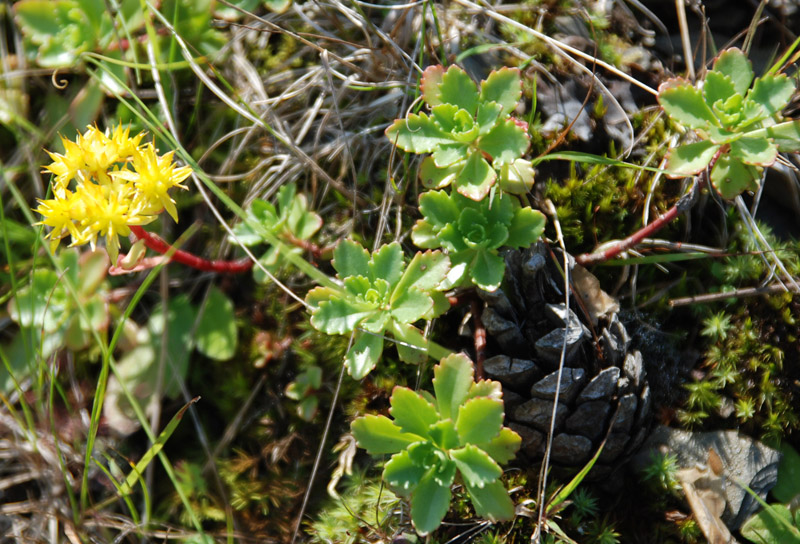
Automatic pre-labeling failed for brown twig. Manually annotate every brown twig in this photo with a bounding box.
[470,298,486,380]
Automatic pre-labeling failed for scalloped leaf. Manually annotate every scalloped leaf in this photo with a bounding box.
[391,321,430,365]
[665,140,720,177]
[749,74,796,117]
[476,101,503,134]
[420,156,462,189]
[385,113,454,153]
[393,250,450,295]
[437,65,479,113]
[345,331,384,379]
[433,353,475,420]
[469,250,505,291]
[456,151,496,201]
[304,286,338,309]
[411,469,453,535]
[428,419,460,450]
[476,427,522,464]
[390,387,439,437]
[333,239,370,278]
[418,189,461,229]
[658,80,718,129]
[713,48,753,96]
[469,379,503,400]
[383,449,427,494]
[703,71,737,109]
[351,414,421,454]
[369,242,404,286]
[286,194,322,240]
[432,143,469,167]
[456,396,504,445]
[506,207,546,248]
[751,120,800,152]
[498,159,535,194]
[310,298,375,334]
[451,444,502,487]
[421,65,445,106]
[463,478,515,522]
[731,137,778,166]
[479,67,522,115]
[710,154,760,199]
[391,288,434,324]
[478,118,529,165]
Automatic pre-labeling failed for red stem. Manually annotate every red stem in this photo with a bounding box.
[129,226,254,274]
[575,163,713,267]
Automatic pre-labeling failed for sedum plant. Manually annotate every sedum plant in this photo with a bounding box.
[412,189,545,290]
[386,64,533,200]
[305,240,451,379]
[350,353,521,535]
[229,183,322,282]
[658,47,800,199]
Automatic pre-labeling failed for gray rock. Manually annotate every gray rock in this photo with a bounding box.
[566,401,611,440]
[535,324,586,367]
[599,433,630,464]
[550,433,593,465]
[610,393,638,434]
[623,351,645,390]
[530,368,586,403]
[513,398,569,432]
[577,367,620,403]
[481,307,527,353]
[626,426,648,454]
[509,423,545,457]
[632,426,782,529]
[484,355,541,392]
[521,244,547,277]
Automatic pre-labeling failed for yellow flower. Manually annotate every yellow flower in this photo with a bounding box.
[34,190,84,252]
[74,181,154,263]
[113,143,191,222]
[37,124,188,260]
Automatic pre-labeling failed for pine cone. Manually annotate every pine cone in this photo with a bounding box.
[479,243,651,477]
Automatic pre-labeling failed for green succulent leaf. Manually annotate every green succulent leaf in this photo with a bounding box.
[711,154,761,199]
[498,159,535,194]
[658,79,718,129]
[476,427,522,464]
[433,353,474,420]
[385,112,454,154]
[456,396,504,445]
[456,151,496,201]
[285,193,322,240]
[428,419,460,450]
[665,140,720,177]
[435,65,479,113]
[506,207,546,248]
[393,250,450,295]
[463,478,516,522]
[391,321,431,365]
[478,118,530,165]
[391,288,434,324]
[345,331,384,379]
[469,250,506,291]
[751,120,800,153]
[411,468,453,535]
[479,66,522,116]
[420,156,463,189]
[703,71,737,109]
[432,143,469,167]
[749,74,795,117]
[304,286,338,309]
[730,137,778,166]
[476,101,504,134]
[310,297,375,334]
[369,242,404,286]
[469,380,503,401]
[383,449,427,494]
[417,189,461,229]
[390,387,439,437]
[351,414,421,454]
[195,287,237,361]
[740,503,800,543]
[713,48,754,96]
[451,444,502,488]
[333,239,370,278]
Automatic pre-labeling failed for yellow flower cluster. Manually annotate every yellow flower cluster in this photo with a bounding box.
[36,125,191,263]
